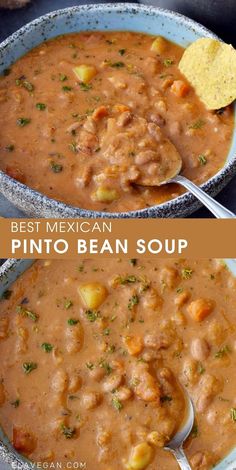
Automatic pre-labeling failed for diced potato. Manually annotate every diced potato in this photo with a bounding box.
[73,64,97,83]
[78,282,108,309]
[128,442,153,470]
[123,335,143,356]
[92,187,119,203]
[150,36,167,54]
[187,298,215,322]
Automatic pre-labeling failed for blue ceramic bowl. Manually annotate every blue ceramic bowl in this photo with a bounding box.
[0,3,236,218]
[1,257,236,469]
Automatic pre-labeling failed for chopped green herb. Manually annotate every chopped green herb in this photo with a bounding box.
[22,362,37,374]
[67,318,79,326]
[108,344,116,353]
[36,103,46,111]
[119,48,126,56]
[10,399,20,408]
[197,363,205,375]
[79,82,92,91]
[62,86,72,92]
[215,345,231,358]
[41,342,53,353]
[176,287,183,294]
[99,360,112,375]
[128,294,139,310]
[198,154,207,166]
[160,395,173,403]
[59,74,68,82]
[129,259,137,266]
[69,142,78,153]
[78,264,84,272]
[117,275,137,285]
[16,79,34,92]
[86,362,94,370]
[5,144,15,152]
[191,423,199,438]
[61,425,75,439]
[163,58,174,67]
[189,119,205,130]
[22,81,34,92]
[50,161,63,173]
[1,289,12,300]
[85,309,100,322]
[111,61,125,68]
[64,299,73,309]
[230,408,236,422]
[103,328,110,336]
[17,118,31,127]
[181,268,193,280]
[112,397,123,411]
[16,305,38,322]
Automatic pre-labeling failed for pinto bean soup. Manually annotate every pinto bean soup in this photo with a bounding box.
[0,32,234,212]
[0,258,236,469]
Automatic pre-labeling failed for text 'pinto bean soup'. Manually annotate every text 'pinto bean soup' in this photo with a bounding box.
[0,259,236,469]
[0,32,234,212]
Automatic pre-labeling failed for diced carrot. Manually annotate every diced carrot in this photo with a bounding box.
[92,105,108,120]
[187,298,215,322]
[170,80,190,98]
[123,335,143,356]
[113,103,130,113]
[13,427,36,455]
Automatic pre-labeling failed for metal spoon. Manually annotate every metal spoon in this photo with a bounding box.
[164,392,195,470]
[137,138,235,218]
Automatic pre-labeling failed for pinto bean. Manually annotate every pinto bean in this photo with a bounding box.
[134,150,157,166]
[174,290,190,307]
[115,386,132,402]
[68,375,82,393]
[117,111,133,127]
[51,369,68,393]
[160,267,179,289]
[142,288,163,310]
[191,338,210,361]
[81,391,102,410]
[196,374,222,412]
[89,366,106,382]
[131,364,160,403]
[65,323,83,354]
[102,373,123,393]
[144,334,169,350]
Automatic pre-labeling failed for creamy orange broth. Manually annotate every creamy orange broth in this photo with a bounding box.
[0,259,236,469]
[0,32,234,213]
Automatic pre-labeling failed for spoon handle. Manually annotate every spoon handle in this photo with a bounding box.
[172,175,236,218]
[171,446,192,470]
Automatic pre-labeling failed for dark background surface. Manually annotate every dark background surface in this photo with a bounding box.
[0,0,236,218]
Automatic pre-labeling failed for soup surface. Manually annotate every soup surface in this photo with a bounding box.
[0,259,236,469]
[0,32,234,213]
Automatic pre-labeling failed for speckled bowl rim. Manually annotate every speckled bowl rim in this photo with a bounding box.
[1,257,236,470]
[0,2,236,218]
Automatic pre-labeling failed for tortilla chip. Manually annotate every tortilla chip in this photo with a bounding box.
[179,38,236,110]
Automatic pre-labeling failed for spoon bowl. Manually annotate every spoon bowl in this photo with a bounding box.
[137,135,235,218]
[164,391,195,470]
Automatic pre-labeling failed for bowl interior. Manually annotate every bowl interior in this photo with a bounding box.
[1,257,236,469]
[0,3,236,218]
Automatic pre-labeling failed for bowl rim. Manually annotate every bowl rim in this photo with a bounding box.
[0,2,236,218]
